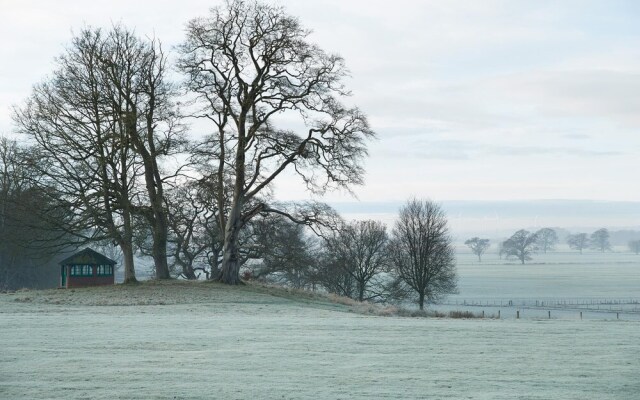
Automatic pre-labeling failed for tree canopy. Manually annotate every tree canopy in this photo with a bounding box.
[389,199,457,310]
[178,0,374,284]
[502,230,538,264]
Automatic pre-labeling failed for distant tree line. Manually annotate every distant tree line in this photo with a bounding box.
[465,226,639,265]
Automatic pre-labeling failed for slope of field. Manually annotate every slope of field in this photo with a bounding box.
[1,281,639,399]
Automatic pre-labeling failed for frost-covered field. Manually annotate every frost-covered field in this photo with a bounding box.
[1,282,639,399]
[440,249,640,320]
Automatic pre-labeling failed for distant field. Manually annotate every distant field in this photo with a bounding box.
[440,249,640,320]
[1,282,639,400]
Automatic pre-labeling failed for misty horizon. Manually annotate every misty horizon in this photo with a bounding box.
[328,199,640,238]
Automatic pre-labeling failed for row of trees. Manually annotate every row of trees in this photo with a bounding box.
[248,199,457,310]
[464,227,560,262]
[1,0,456,308]
[465,227,634,264]
[5,1,374,286]
[566,229,611,254]
[0,1,461,311]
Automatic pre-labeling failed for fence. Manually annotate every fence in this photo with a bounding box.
[442,298,640,310]
[432,298,640,320]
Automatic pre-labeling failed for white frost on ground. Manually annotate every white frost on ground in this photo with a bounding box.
[1,283,639,399]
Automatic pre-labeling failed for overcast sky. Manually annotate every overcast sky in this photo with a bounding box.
[1,1,639,230]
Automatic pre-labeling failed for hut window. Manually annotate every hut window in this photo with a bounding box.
[97,265,113,275]
[70,265,93,276]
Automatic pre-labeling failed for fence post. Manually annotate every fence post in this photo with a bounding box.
[617,313,619,320]
[548,311,551,319]
[498,310,500,319]
[580,312,582,320]
[482,310,485,318]
[517,311,520,319]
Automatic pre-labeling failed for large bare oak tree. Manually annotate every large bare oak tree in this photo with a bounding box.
[178,0,373,284]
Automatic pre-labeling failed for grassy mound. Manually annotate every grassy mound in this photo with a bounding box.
[4,280,373,313]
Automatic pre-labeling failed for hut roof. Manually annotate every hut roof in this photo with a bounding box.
[59,248,117,266]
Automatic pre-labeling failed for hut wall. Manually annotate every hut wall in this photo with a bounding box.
[66,275,114,288]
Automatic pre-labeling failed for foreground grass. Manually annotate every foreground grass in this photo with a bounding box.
[1,281,639,399]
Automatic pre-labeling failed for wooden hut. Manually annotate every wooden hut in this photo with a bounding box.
[59,248,116,288]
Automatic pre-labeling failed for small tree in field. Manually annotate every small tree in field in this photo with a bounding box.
[464,237,490,262]
[502,230,538,264]
[535,228,558,253]
[590,228,611,252]
[325,220,389,301]
[567,233,589,254]
[389,199,457,310]
[628,240,640,255]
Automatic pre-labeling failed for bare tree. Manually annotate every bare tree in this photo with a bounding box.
[628,240,640,255]
[389,199,457,310]
[178,0,373,284]
[250,214,318,289]
[502,230,538,264]
[315,249,356,298]
[535,228,558,253]
[164,180,222,280]
[590,228,611,252]
[14,26,184,281]
[464,237,490,262]
[324,220,389,301]
[91,26,185,279]
[567,233,589,254]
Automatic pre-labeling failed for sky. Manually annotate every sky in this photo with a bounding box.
[1,0,639,232]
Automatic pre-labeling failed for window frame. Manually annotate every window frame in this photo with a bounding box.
[69,264,94,277]
[96,264,113,276]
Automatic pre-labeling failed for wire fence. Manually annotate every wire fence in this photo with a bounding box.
[431,298,640,320]
[442,298,640,310]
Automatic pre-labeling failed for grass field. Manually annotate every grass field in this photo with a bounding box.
[1,281,639,399]
[437,249,640,319]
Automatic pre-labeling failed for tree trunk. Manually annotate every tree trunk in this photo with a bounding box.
[120,178,137,284]
[219,202,244,285]
[121,241,137,284]
[181,262,197,280]
[219,112,247,285]
[208,247,221,280]
[418,292,425,310]
[358,284,365,302]
[152,213,171,279]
